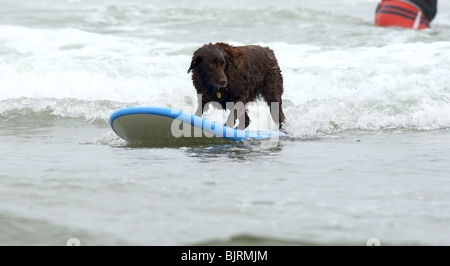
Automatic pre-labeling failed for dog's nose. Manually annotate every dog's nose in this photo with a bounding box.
[218,80,227,87]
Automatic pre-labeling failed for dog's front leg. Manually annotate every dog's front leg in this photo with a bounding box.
[225,102,246,128]
[194,94,203,117]
[237,109,250,130]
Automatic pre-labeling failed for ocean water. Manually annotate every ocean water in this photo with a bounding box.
[1,0,450,246]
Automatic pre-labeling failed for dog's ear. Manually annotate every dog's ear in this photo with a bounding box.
[223,53,232,71]
[187,55,202,73]
[215,43,234,70]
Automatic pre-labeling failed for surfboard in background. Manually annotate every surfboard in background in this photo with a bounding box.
[110,107,285,147]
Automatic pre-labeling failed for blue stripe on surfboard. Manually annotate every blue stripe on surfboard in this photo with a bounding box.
[110,107,285,142]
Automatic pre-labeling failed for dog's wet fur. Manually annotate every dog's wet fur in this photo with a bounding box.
[188,42,286,129]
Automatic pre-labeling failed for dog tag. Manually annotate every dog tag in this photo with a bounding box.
[217,92,221,99]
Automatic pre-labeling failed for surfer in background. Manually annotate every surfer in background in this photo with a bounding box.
[375,0,438,29]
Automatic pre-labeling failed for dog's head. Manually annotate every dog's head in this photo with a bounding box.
[188,43,228,89]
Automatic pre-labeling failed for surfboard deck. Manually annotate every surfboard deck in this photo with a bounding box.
[110,107,285,147]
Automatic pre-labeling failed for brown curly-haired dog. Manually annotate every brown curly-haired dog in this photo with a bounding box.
[188,42,286,129]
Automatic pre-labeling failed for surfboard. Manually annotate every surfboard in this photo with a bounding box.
[110,107,285,147]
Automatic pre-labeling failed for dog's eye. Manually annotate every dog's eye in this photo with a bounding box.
[210,63,216,68]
